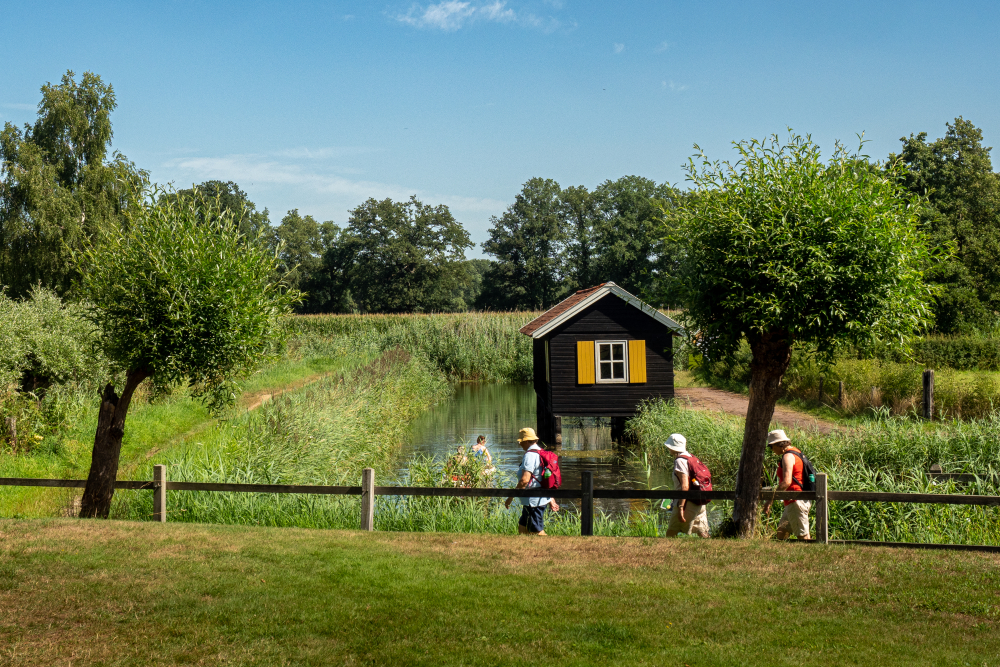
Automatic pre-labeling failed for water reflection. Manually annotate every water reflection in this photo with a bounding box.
[397,383,672,515]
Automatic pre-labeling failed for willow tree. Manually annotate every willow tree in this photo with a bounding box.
[77,185,298,518]
[665,133,940,537]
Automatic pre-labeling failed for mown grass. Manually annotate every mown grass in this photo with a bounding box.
[629,399,1000,544]
[2,519,999,666]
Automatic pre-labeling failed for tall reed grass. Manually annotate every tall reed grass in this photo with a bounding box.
[628,399,1000,544]
[287,312,538,383]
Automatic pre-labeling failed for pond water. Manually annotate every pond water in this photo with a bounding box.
[395,383,673,515]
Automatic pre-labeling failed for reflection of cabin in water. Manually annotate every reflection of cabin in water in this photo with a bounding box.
[519,282,682,446]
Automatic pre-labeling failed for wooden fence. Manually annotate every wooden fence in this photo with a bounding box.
[3,469,1000,552]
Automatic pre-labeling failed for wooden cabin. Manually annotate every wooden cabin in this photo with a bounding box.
[519,282,682,445]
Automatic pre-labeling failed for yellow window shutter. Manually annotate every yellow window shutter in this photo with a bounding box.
[577,340,595,384]
[628,340,647,383]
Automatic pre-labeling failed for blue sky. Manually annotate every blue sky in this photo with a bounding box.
[3,1,999,255]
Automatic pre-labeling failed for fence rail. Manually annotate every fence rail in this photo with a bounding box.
[3,469,999,552]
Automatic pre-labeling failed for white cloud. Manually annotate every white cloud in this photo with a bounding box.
[613,43,625,54]
[2,103,36,111]
[396,1,558,31]
[162,153,506,214]
[653,41,671,53]
[662,80,689,92]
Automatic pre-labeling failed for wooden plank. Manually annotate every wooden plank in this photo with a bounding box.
[831,540,1000,554]
[828,491,1000,506]
[165,482,362,494]
[0,478,88,488]
[374,486,582,498]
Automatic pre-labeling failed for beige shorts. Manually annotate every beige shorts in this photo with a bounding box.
[778,500,812,538]
[667,502,709,537]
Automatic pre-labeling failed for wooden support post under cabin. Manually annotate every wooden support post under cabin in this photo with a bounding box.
[837,381,844,408]
[610,417,627,445]
[153,464,167,523]
[815,472,828,544]
[580,470,594,536]
[923,369,934,420]
[360,468,375,531]
[553,415,562,448]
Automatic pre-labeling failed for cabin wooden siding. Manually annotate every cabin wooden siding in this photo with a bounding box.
[532,294,674,417]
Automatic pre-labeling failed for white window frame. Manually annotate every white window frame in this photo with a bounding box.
[595,340,629,384]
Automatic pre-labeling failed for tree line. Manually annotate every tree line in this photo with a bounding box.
[3,71,1000,333]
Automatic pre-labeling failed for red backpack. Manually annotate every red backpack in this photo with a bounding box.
[680,454,713,505]
[528,448,562,489]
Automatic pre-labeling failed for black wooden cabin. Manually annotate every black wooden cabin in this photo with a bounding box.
[519,282,682,445]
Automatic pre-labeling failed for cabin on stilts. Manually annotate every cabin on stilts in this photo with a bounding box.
[518,282,683,446]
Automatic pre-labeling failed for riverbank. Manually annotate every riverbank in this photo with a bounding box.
[3,519,998,666]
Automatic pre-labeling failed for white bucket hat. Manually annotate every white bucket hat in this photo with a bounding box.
[767,429,791,446]
[664,433,688,453]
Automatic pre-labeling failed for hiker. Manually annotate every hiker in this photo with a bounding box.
[664,434,711,538]
[504,427,560,535]
[471,435,493,464]
[762,429,812,540]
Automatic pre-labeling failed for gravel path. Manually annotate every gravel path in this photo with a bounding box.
[675,387,841,435]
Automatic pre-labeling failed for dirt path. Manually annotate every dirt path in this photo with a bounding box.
[675,387,840,435]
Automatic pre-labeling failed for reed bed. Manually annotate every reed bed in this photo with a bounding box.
[286,312,539,383]
[628,399,1000,544]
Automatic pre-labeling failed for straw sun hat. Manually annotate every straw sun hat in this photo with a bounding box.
[664,433,688,453]
[517,427,540,443]
[767,429,791,446]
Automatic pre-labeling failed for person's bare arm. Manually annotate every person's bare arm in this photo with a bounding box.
[676,471,689,523]
[505,469,533,508]
[779,452,795,491]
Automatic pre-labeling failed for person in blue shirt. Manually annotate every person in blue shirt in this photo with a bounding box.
[504,427,559,535]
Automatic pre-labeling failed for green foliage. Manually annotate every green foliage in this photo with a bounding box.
[272,208,337,294]
[894,118,1000,334]
[479,177,568,310]
[175,180,271,239]
[307,196,473,314]
[78,184,299,410]
[628,399,1000,544]
[0,70,147,298]
[0,286,108,392]
[666,132,940,361]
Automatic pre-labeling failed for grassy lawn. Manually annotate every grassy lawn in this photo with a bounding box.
[2,520,999,666]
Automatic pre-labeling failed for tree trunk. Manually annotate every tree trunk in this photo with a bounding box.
[79,367,151,518]
[729,330,792,538]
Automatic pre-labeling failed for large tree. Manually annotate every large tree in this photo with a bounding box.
[893,118,1000,333]
[176,180,271,239]
[0,71,146,298]
[666,133,938,537]
[273,208,338,294]
[76,185,297,518]
[479,178,567,310]
[590,175,678,299]
[342,196,473,313]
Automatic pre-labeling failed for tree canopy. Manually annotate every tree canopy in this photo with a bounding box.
[77,184,298,517]
[667,132,939,537]
[0,70,146,298]
[893,117,1000,334]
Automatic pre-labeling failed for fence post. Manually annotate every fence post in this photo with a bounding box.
[815,472,828,544]
[923,369,934,420]
[581,470,594,536]
[153,464,167,523]
[818,376,825,404]
[837,381,844,408]
[360,468,375,531]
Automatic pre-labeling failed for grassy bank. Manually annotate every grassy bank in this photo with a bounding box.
[3,519,999,666]
[629,399,1000,544]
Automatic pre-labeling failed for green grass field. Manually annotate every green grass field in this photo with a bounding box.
[2,519,999,666]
